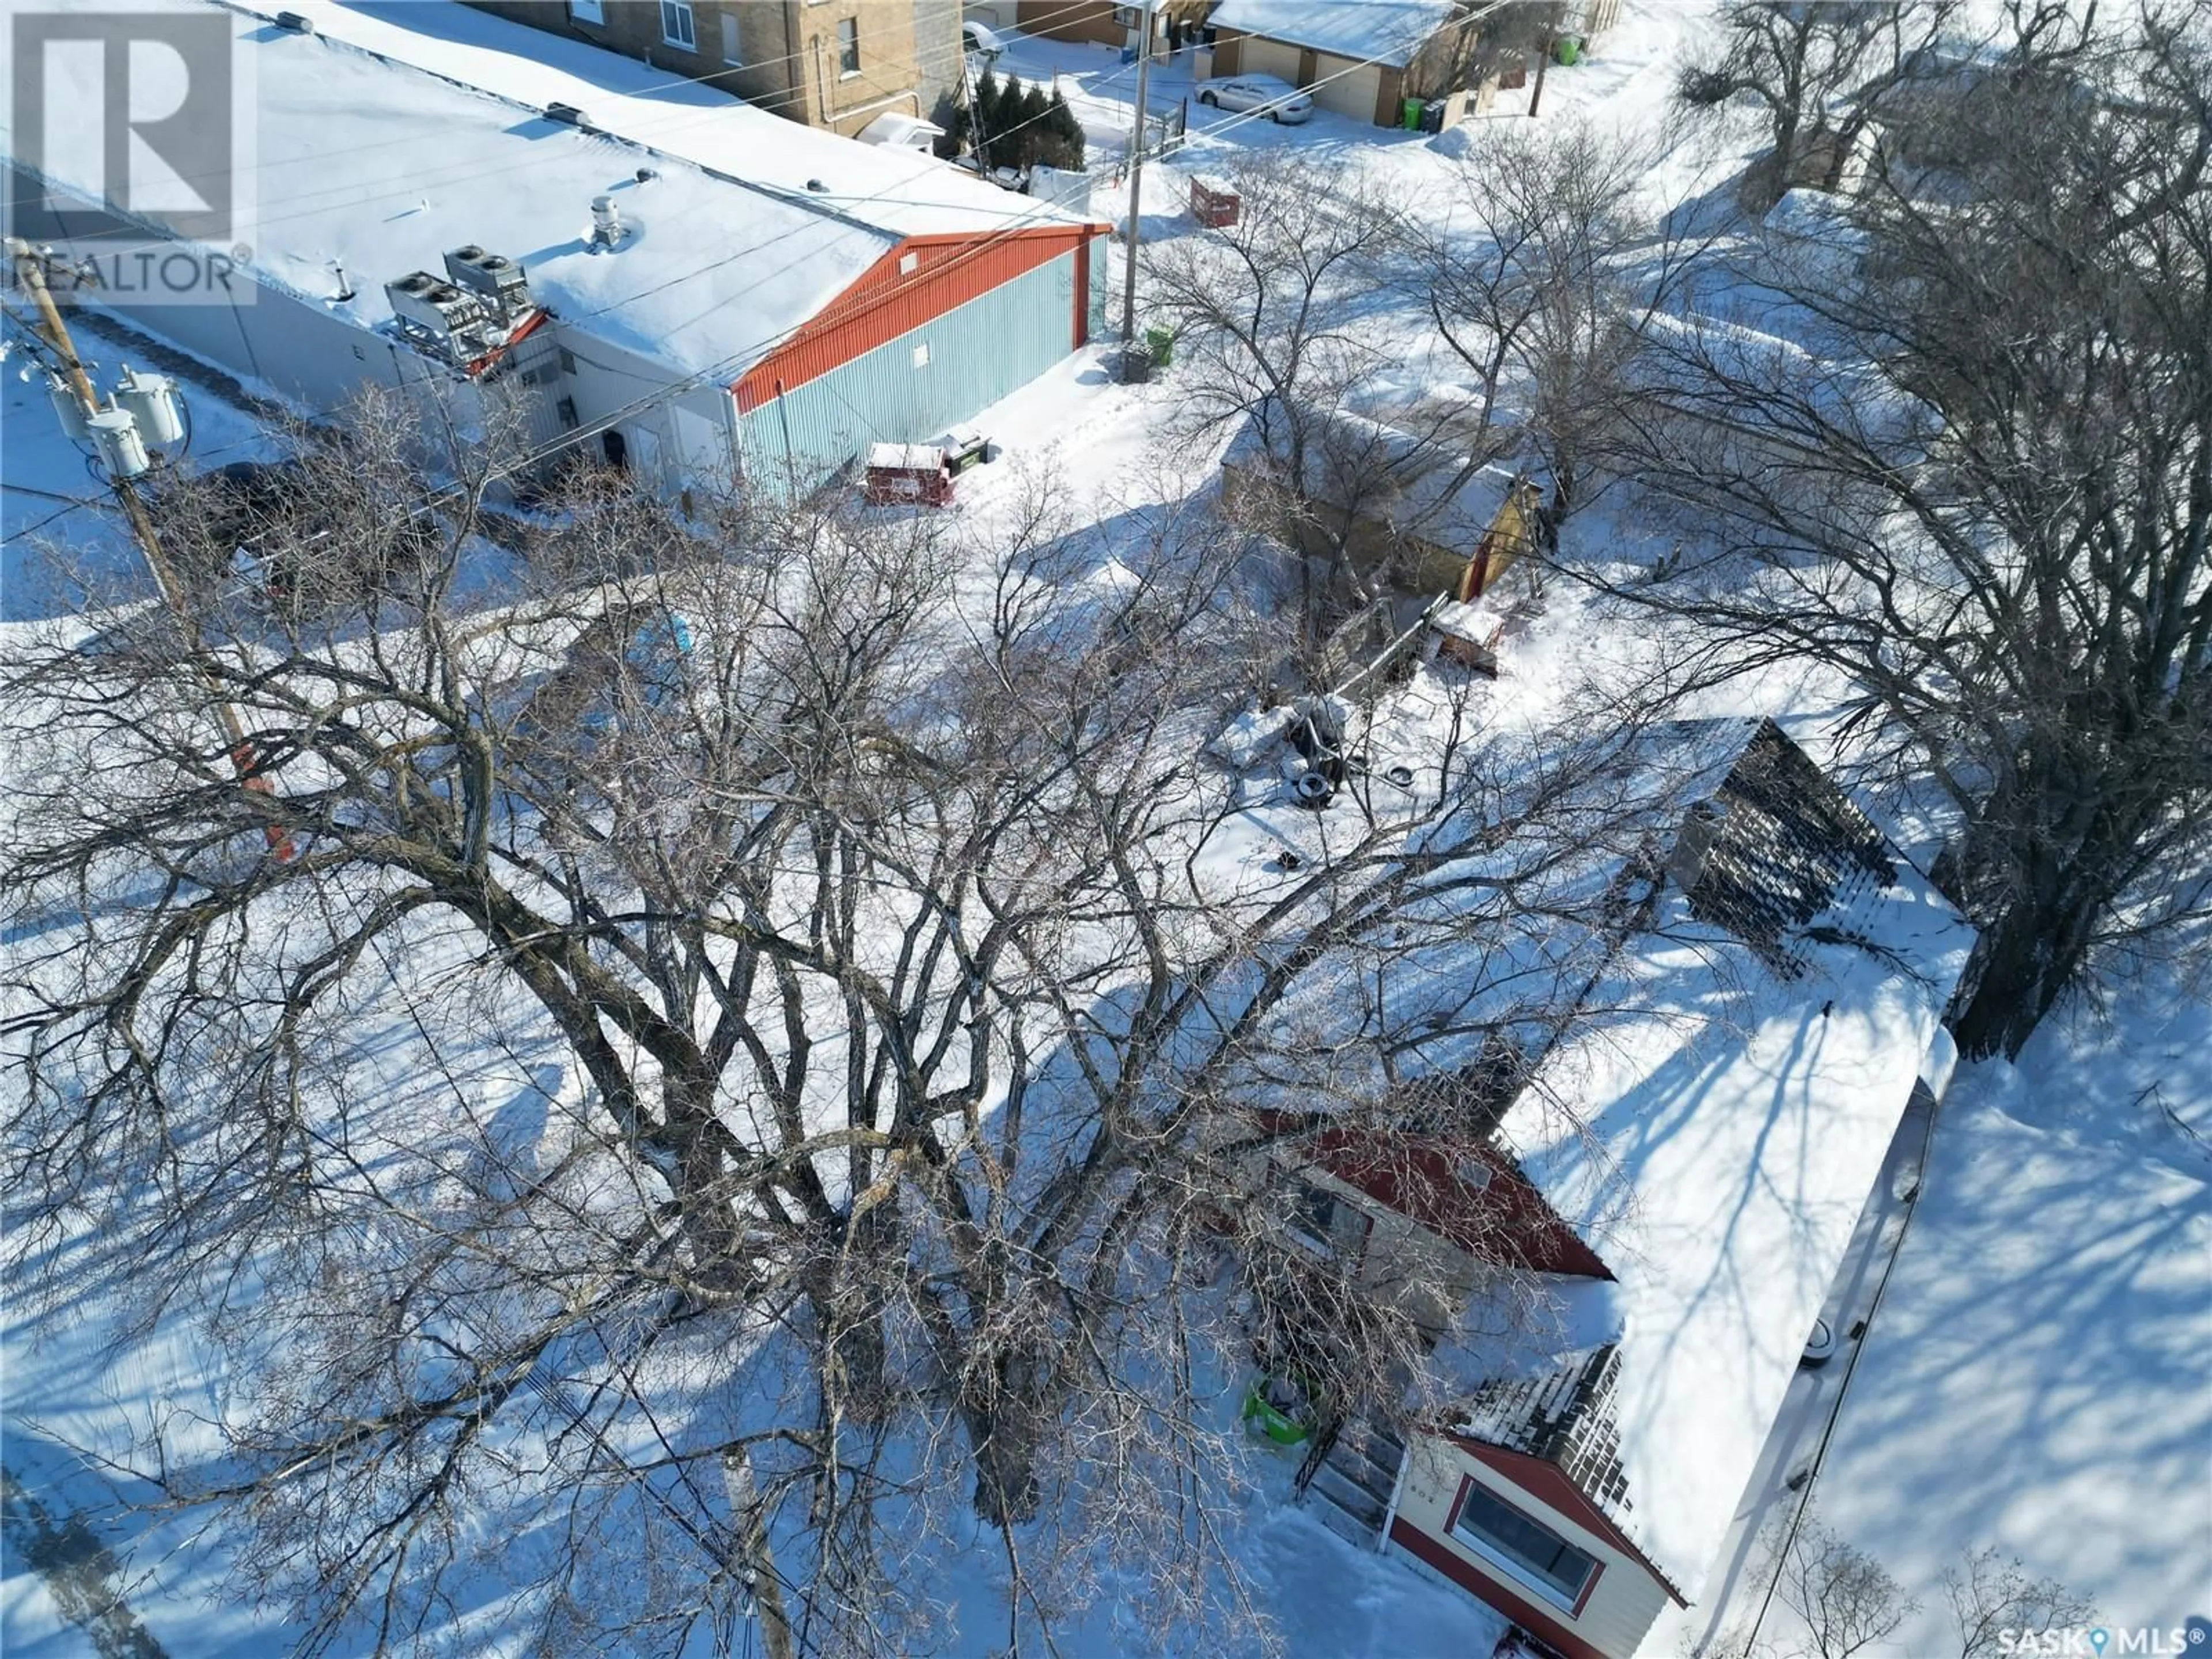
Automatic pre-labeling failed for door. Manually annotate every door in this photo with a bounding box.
[1237,35,1302,86]
[666,402,734,497]
[1310,54,1382,123]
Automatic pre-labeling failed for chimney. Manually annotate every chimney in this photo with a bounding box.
[1666,798,1726,893]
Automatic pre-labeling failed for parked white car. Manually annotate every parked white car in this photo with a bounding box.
[962,20,1006,60]
[1195,73,1314,124]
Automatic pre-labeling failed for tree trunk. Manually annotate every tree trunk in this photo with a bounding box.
[722,1450,797,1659]
[965,1347,1050,1526]
[970,1407,1044,1527]
[812,1207,895,1424]
[1949,876,2101,1061]
[1946,783,2139,1060]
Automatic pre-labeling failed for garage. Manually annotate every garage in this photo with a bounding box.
[1235,33,1304,86]
[1211,0,1453,128]
[1310,53,1384,122]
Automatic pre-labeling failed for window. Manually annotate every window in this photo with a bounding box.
[567,0,604,22]
[898,251,919,275]
[719,10,741,65]
[660,0,696,51]
[1285,1180,1366,1259]
[911,342,930,368]
[1450,1481,1600,1609]
[1111,4,1143,25]
[836,17,860,75]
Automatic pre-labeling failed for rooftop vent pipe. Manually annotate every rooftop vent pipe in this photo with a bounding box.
[590,195,624,248]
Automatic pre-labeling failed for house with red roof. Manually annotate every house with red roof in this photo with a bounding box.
[1227,719,1971,1658]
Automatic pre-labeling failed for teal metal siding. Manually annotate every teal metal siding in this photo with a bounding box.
[1088,233,1111,340]
[738,251,1078,497]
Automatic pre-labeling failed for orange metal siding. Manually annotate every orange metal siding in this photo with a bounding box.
[1074,234,1090,345]
[734,224,1105,412]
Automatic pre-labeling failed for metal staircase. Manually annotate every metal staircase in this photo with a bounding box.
[1296,1416,1405,1546]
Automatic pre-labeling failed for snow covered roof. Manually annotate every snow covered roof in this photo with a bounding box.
[242,0,1092,243]
[1463,720,1974,1596]
[1210,0,1459,69]
[1222,400,1525,551]
[866,441,946,471]
[1225,710,1969,1597]
[2,0,1086,381]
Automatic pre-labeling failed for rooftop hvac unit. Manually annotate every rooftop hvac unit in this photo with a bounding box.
[384,271,499,365]
[385,271,486,334]
[443,245,532,318]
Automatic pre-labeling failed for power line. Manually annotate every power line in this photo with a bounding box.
[2,497,113,545]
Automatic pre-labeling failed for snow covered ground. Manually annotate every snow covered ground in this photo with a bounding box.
[6,2,2209,1654]
[1648,955,2212,1657]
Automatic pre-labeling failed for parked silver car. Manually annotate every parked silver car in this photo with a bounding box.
[1195,73,1314,123]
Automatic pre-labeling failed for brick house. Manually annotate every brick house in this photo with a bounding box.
[461,0,967,135]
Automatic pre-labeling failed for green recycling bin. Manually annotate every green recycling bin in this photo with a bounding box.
[1402,96,1423,130]
[1145,325,1175,368]
[1554,34,1583,65]
[1241,1379,1312,1446]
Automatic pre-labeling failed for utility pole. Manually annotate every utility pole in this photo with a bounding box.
[7,240,188,616]
[9,237,291,855]
[1528,13,1554,118]
[1119,0,1156,348]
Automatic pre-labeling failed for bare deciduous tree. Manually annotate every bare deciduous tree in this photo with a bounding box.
[3,401,1671,1655]
[1615,7,2212,1056]
[1941,1547,2096,1659]
[1403,119,1693,544]
[1778,1519,1919,1659]
[1676,0,1957,207]
[1141,157,1420,650]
